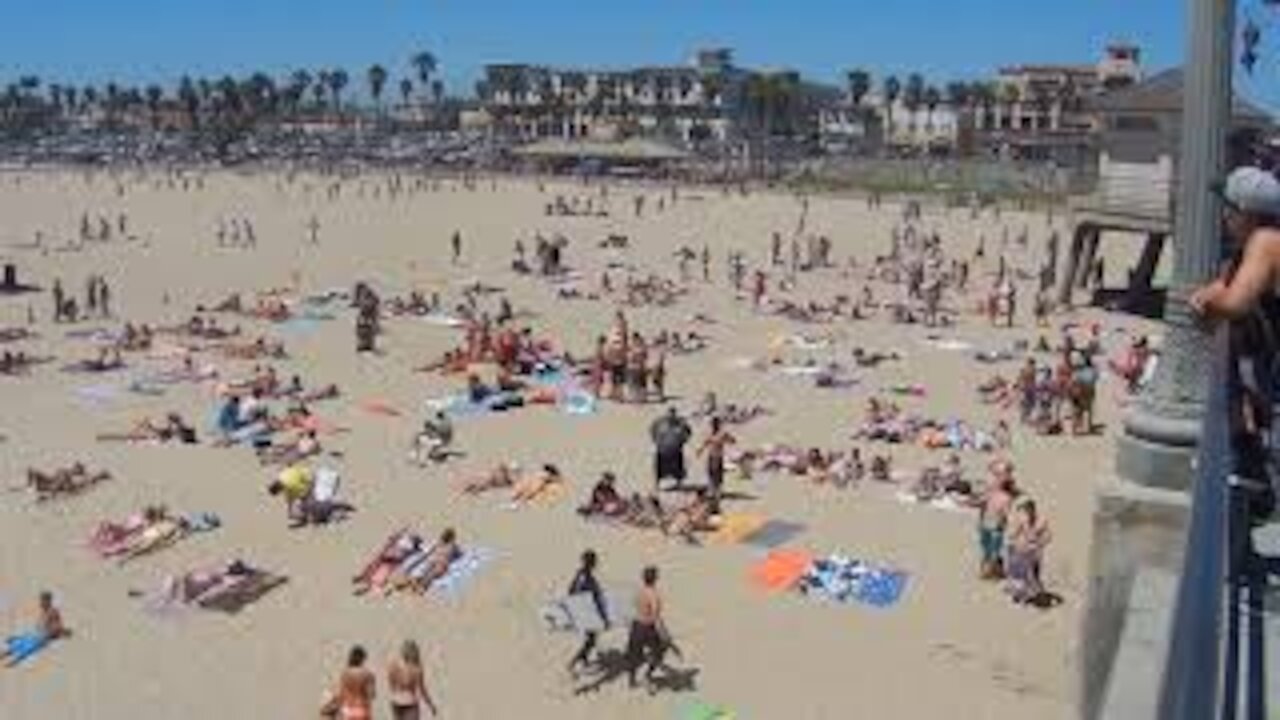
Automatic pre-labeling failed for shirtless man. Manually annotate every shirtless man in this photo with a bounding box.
[978,461,1019,579]
[697,417,736,511]
[3,591,66,667]
[626,566,675,688]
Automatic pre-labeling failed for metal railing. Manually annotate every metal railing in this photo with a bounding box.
[1156,327,1267,720]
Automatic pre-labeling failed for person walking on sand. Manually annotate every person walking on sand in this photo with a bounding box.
[567,550,609,675]
[387,640,439,719]
[626,566,678,689]
[451,230,462,265]
[325,645,375,720]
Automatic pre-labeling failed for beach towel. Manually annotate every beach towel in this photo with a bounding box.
[741,520,807,550]
[430,547,496,598]
[797,555,909,608]
[559,390,596,416]
[4,631,50,665]
[680,701,736,720]
[74,383,122,406]
[707,512,768,545]
[894,491,973,513]
[197,572,288,614]
[750,549,814,592]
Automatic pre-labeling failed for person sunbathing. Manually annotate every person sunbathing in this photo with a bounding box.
[26,464,112,501]
[258,429,321,467]
[391,529,462,595]
[149,560,260,606]
[663,489,718,543]
[97,413,198,444]
[69,346,124,373]
[460,463,518,495]
[198,293,243,314]
[353,532,424,595]
[3,591,67,667]
[578,472,627,517]
[112,514,191,565]
[0,351,50,376]
[510,464,565,505]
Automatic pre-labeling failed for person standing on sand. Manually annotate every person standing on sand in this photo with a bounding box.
[978,461,1018,579]
[325,645,375,720]
[387,640,439,719]
[650,407,692,491]
[567,550,609,675]
[698,416,735,511]
[451,230,462,265]
[51,280,64,323]
[701,245,711,282]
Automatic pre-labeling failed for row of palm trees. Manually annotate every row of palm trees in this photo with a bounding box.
[0,50,446,136]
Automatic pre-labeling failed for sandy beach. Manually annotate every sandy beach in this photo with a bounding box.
[0,169,1156,719]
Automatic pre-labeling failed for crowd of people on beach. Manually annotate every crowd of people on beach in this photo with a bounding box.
[6,165,1218,718]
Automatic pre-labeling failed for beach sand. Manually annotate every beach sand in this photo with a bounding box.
[0,170,1156,719]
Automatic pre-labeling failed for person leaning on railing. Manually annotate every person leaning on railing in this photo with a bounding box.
[1190,165,1280,522]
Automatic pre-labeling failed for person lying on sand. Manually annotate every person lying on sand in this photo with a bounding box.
[97,413,198,444]
[110,512,198,565]
[140,559,262,606]
[216,336,286,360]
[460,463,519,495]
[25,464,112,501]
[0,327,35,344]
[196,293,243,314]
[67,346,124,373]
[398,529,463,595]
[0,351,52,376]
[258,429,321,467]
[510,464,565,505]
[3,591,67,668]
[92,505,168,552]
[662,488,718,544]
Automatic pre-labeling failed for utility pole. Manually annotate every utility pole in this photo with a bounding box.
[1115,0,1235,490]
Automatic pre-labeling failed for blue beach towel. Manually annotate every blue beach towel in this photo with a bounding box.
[430,547,496,597]
[797,555,909,609]
[4,631,49,665]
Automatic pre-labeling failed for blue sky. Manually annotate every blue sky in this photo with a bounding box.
[1,0,1277,110]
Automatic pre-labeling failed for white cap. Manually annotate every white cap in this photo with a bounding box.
[1223,166,1280,217]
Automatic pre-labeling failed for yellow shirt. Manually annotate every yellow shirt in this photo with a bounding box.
[278,465,313,501]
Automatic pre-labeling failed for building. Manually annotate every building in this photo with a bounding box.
[972,43,1143,164]
[479,51,745,145]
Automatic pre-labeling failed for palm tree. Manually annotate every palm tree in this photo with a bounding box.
[410,51,437,99]
[145,84,164,130]
[399,78,413,108]
[846,69,872,107]
[367,64,388,111]
[64,86,78,115]
[882,75,901,137]
[178,76,199,129]
[944,82,969,110]
[904,73,925,115]
[327,69,348,113]
[430,80,444,105]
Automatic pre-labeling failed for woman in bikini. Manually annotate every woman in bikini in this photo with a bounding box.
[331,645,375,720]
[387,640,438,719]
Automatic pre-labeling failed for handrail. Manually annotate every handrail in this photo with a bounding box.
[1155,326,1236,720]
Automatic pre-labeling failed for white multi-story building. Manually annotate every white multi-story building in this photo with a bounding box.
[479,51,744,144]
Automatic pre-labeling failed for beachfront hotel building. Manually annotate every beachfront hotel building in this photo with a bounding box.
[971,43,1143,163]
[476,49,769,146]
